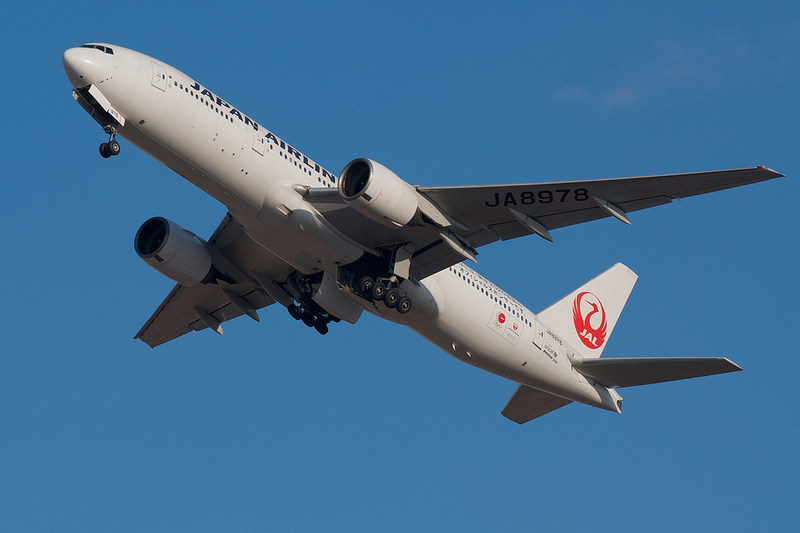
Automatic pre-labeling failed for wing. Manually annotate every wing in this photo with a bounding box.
[307,166,782,280]
[417,165,782,239]
[134,282,274,348]
[135,213,294,347]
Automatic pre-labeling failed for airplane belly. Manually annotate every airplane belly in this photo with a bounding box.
[404,268,610,408]
[227,203,363,275]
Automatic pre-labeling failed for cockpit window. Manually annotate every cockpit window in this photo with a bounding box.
[80,44,114,55]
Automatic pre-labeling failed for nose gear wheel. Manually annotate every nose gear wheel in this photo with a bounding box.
[99,127,121,158]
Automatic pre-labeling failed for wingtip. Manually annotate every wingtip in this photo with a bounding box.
[757,165,785,178]
[724,358,744,372]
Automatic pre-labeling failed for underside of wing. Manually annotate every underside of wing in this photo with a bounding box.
[135,213,294,347]
[501,385,573,424]
[307,166,782,282]
[135,282,274,348]
[417,166,783,239]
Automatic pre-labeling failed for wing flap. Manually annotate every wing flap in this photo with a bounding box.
[501,385,573,424]
[572,357,743,388]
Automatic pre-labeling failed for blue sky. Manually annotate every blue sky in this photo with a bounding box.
[1,1,798,531]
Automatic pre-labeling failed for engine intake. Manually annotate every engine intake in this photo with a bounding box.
[338,158,419,228]
[135,217,214,286]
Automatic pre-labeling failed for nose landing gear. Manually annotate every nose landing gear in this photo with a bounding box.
[99,127,120,158]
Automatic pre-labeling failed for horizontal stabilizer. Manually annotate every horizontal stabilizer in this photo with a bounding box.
[502,385,572,424]
[572,357,742,388]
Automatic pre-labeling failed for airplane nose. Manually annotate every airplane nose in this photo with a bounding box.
[62,47,86,86]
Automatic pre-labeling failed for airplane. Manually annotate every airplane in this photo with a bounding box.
[62,43,783,423]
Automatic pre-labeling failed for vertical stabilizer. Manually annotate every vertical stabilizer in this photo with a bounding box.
[536,263,637,359]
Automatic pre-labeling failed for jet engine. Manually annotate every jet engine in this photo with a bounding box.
[338,158,419,228]
[134,217,214,286]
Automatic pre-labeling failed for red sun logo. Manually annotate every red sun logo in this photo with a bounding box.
[498,312,506,324]
[572,291,607,350]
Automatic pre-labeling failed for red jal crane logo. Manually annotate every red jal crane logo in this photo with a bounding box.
[572,291,607,350]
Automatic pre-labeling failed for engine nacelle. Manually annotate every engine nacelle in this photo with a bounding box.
[338,158,419,228]
[134,217,214,286]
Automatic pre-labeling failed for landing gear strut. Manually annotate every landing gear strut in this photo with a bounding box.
[99,126,120,158]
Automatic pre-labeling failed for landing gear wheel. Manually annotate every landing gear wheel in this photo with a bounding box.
[396,296,412,314]
[357,276,374,294]
[371,281,387,301]
[384,288,400,308]
[314,321,329,335]
[288,305,303,320]
[301,314,316,328]
[108,139,121,156]
[99,143,111,158]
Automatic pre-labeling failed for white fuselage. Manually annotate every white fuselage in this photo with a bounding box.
[63,44,618,412]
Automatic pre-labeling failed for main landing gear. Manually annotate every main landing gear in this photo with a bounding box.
[283,256,414,336]
[99,127,120,158]
[286,296,339,335]
[357,276,412,314]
